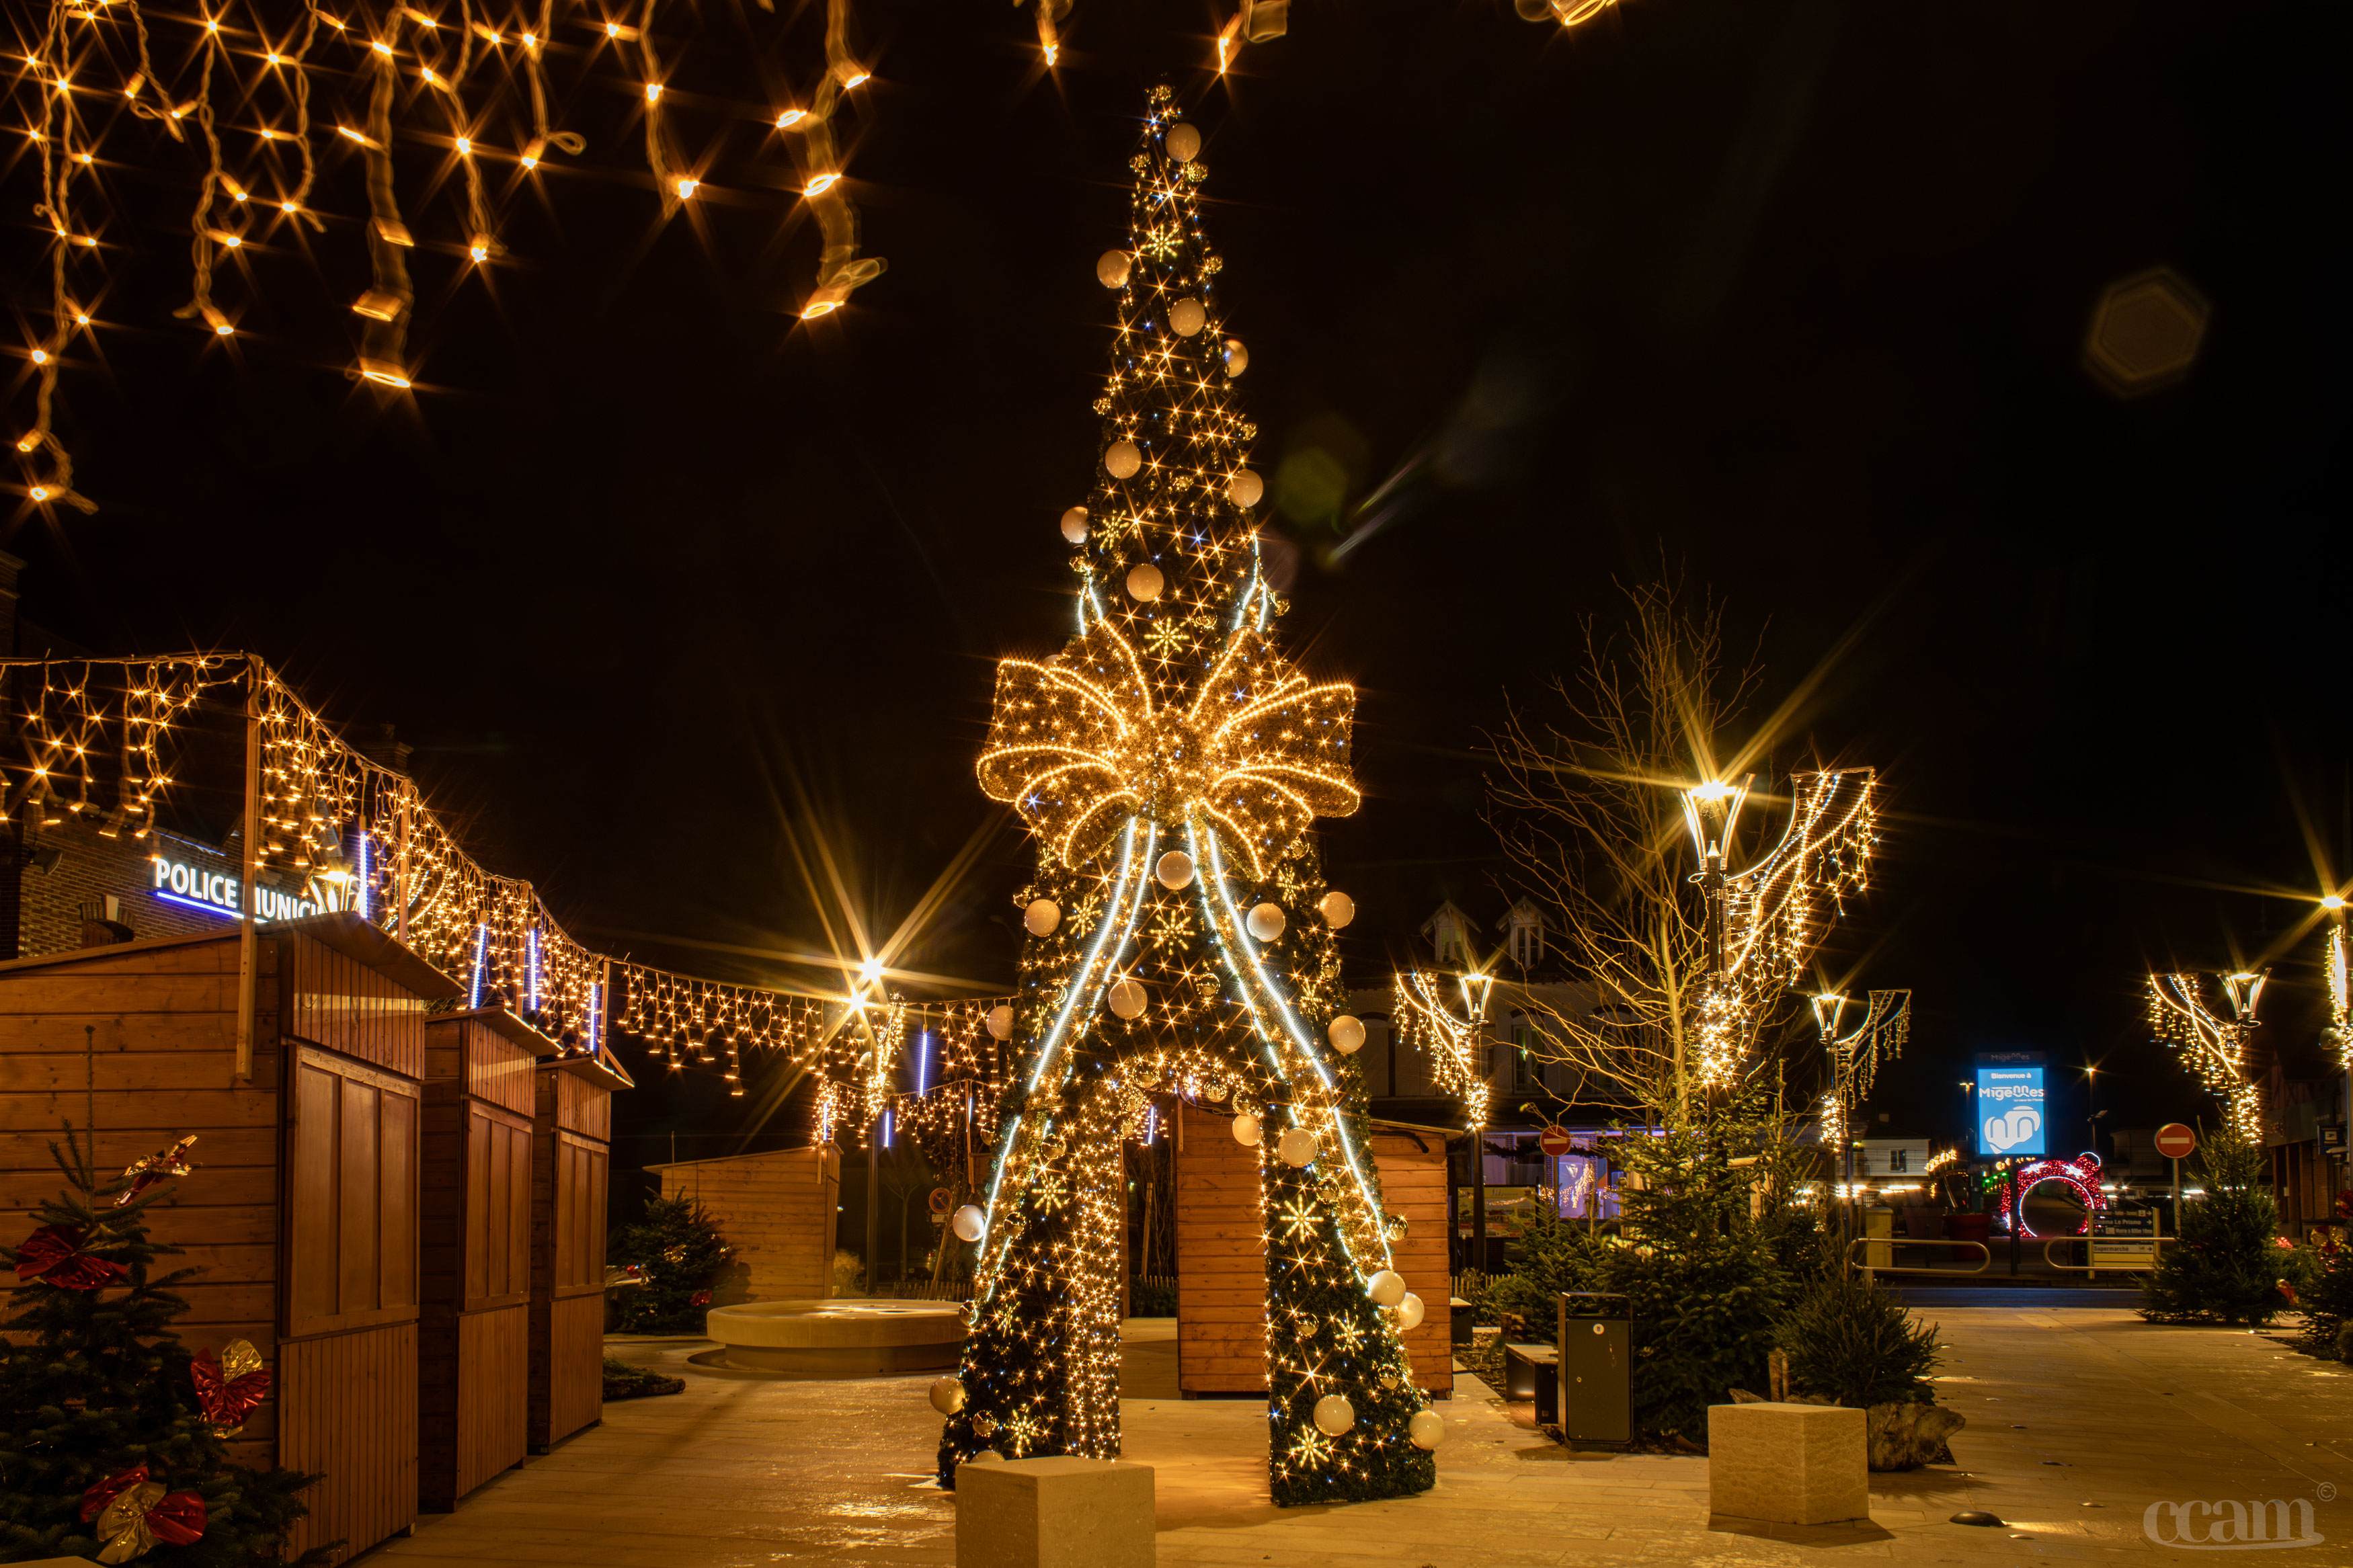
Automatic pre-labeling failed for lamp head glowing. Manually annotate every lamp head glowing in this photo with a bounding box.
[2325,895,2346,911]
[1680,775,1751,865]
[1810,992,1847,1040]
[858,957,883,985]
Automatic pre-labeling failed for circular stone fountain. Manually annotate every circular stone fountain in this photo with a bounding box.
[701,1299,966,1376]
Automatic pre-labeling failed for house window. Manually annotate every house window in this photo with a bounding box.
[1437,922,1465,965]
[1888,1148,1908,1173]
[1512,1024,1539,1089]
[1509,921,1541,967]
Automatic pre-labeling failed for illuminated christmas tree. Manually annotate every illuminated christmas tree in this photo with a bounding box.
[932,86,1438,1506]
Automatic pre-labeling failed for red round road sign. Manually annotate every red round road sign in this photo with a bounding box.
[2154,1123,2197,1160]
[1538,1126,1575,1158]
[927,1186,953,1215]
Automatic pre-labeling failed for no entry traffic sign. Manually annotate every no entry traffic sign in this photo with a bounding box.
[2154,1123,2197,1161]
[1539,1126,1575,1158]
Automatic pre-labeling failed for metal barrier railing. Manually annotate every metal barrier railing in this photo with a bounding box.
[1844,1235,1991,1284]
[2041,1236,2173,1274]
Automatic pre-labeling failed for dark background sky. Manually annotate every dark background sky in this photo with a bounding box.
[6,0,2346,1171]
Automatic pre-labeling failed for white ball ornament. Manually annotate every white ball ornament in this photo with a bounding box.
[929,1376,967,1414]
[1327,1015,1365,1055]
[1060,505,1089,544]
[1164,122,1201,163]
[1168,298,1206,337]
[1396,1292,1426,1331]
[1126,563,1164,602]
[1312,1394,1355,1436]
[1107,977,1147,1020]
[1276,1126,1318,1168]
[986,1005,1013,1040]
[1096,249,1131,288]
[1023,898,1061,937]
[1408,1409,1445,1450]
[1245,902,1286,942]
[1223,337,1248,377]
[1226,468,1264,508]
[951,1205,987,1243]
[1155,850,1196,889]
[966,1448,1004,1464]
[1231,1112,1261,1147]
[1366,1269,1406,1307]
[1105,440,1142,479]
[1318,890,1355,930]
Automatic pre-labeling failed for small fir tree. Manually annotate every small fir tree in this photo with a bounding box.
[607,1197,733,1333]
[0,1126,328,1566]
[2293,1191,2353,1358]
[1773,1272,1943,1407]
[2140,1120,2295,1326]
[1515,1098,1803,1448]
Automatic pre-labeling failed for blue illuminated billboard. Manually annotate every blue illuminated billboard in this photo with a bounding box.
[1977,1065,2046,1155]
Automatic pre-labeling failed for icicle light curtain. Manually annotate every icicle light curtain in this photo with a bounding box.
[0,653,998,1104]
[7,0,885,508]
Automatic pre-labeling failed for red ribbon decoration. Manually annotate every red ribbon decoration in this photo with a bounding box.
[118,1134,200,1207]
[78,1464,206,1561]
[13,1225,127,1291]
[191,1344,272,1436]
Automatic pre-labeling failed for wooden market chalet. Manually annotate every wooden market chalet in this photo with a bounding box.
[0,554,629,1562]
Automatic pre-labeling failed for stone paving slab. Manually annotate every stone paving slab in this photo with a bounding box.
[366,1307,2352,1566]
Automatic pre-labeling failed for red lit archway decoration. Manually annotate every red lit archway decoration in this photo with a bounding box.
[1995,1152,2106,1238]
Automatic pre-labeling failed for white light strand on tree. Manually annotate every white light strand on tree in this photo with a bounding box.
[938,88,1435,1506]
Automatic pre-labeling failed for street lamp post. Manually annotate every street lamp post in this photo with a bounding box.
[1813,989,1911,1223]
[1682,778,1752,977]
[1673,767,1878,1096]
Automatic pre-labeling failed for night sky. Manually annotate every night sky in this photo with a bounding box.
[6,0,2346,1170]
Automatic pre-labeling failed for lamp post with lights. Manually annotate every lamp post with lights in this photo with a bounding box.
[1682,778,1752,979]
[1812,988,1911,1215]
[1673,767,1878,1101]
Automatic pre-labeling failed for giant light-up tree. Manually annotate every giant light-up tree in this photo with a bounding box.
[930,87,1439,1506]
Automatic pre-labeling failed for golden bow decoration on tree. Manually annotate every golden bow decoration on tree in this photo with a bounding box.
[977,615,1357,880]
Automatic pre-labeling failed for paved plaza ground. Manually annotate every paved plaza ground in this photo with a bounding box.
[369,1306,2353,1567]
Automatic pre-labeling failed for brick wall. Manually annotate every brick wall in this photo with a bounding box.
[15,821,237,958]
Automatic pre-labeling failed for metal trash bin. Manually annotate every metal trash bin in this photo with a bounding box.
[1557,1291,1631,1449]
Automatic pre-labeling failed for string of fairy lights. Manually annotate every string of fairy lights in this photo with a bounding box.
[1388,968,1492,1127]
[0,651,1025,1110]
[1683,769,1878,1089]
[1810,987,1909,1161]
[2146,968,2267,1142]
[9,0,1621,513]
[929,89,1440,1508]
[8,0,885,509]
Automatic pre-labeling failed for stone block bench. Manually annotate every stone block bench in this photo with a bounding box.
[957,1455,1154,1568]
[1707,1401,1868,1525]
